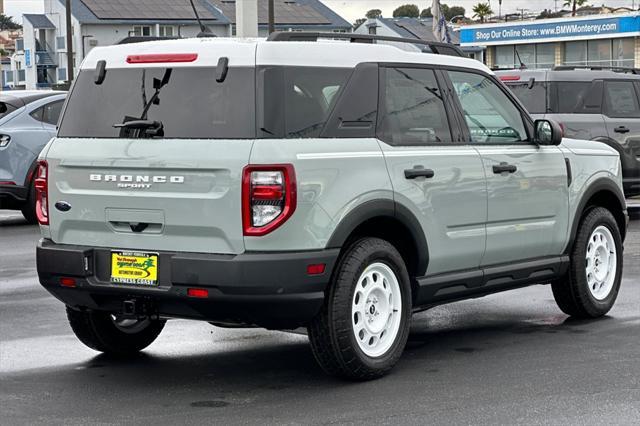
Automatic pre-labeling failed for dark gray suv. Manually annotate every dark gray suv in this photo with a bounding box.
[496,67,640,198]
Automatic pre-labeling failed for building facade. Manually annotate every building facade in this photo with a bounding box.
[460,12,640,70]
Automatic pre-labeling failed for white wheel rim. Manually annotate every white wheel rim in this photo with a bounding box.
[585,225,617,301]
[351,262,402,358]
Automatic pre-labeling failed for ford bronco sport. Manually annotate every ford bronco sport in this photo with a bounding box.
[36,33,628,380]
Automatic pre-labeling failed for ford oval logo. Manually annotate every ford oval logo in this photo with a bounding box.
[54,201,72,212]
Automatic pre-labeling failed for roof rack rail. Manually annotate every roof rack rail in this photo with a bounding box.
[552,65,639,74]
[117,36,180,45]
[266,31,466,57]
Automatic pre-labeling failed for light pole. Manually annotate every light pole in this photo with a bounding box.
[65,0,73,83]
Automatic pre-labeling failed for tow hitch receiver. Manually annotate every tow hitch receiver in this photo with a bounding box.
[121,298,155,319]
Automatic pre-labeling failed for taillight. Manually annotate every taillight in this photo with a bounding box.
[558,122,566,138]
[499,75,520,81]
[0,134,10,147]
[242,164,296,236]
[34,160,48,225]
[126,53,198,64]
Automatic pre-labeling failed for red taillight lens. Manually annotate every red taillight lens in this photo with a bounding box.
[34,160,48,225]
[242,164,296,236]
[307,264,326,275]
[499,75,520,81]
[126,53,198,64]
[187,288,209,298]
[558,122,566,138]
[60,277,76,287]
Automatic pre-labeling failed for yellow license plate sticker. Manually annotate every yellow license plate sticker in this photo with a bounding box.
[111,252,158,286]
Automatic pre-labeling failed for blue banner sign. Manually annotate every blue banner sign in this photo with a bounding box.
[460,15,640,45]
[25,49,32,68]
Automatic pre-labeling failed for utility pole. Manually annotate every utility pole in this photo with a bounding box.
[268,0,275,34]
[65,0,74,83]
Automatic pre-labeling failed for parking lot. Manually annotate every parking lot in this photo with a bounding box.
[1,209,638,425]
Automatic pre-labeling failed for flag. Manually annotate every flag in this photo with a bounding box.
[431,0,451,43]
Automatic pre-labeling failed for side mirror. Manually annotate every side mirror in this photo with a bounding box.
[534,119,563,146]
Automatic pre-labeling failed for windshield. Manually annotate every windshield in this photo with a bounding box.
[58,67,255,139]
[505,82,547,114]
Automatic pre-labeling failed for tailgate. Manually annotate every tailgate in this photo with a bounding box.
[45,138,252,254]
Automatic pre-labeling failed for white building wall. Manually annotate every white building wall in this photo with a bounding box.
[21,19,37,88]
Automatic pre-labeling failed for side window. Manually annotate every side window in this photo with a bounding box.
[448,71,528,144]
[549,81,603,114]
[41,100,64,126]
[30,107,44,122]
[604,81,640,118]
[379,67,451,145]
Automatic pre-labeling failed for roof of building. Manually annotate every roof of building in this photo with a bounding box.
[209,0,351,29]
[376,18,461,45]
[23,14,57,29]
[58,0,349,29]
[59,0,230,25]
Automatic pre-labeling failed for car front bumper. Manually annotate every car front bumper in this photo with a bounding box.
[37,239,339,329]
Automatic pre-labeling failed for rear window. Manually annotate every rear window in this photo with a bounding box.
[258,67,352,138]
[548,82,601,114]
[58,67,255,139]
[505,82,547,114]
[0,102,18,119]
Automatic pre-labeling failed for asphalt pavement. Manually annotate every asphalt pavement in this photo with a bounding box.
[1,209,639,425]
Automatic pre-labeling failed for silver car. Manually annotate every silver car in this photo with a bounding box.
[0,91,66,222]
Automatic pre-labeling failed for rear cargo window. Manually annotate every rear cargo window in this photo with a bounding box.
[505,82,547,114]
[258,67,352,138]
[58,67,255,139]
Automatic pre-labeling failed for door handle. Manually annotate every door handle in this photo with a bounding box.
[614,126,630,134]
[404,167,435,179]
[492,162,517,174]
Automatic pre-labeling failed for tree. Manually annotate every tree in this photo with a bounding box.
[353,18,366,29]
[472,2,493,23]
[0,14,21,31]
[420,8,433,18]
[445,6,466,21]
[536,8,564,19]
[563,0,589,16]
[392,4,420,18]
[365,9,383,19]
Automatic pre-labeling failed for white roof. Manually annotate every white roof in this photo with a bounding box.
[80,37,491,74]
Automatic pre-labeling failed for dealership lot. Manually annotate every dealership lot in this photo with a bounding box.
[1,209,638,424]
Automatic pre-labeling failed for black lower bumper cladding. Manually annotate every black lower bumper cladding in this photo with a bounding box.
[37,239,339,329]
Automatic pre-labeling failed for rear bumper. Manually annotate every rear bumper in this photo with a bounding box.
[37,239,339,329]
[623,177,640,198]
[0,183,27,209]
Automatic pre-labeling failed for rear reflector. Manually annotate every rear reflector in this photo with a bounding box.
[126,53,198,64]
[187,288,209,298]
[60,277,76,288]
[499,75,521,81]
[307,264,326,275]
[0,181,16,185]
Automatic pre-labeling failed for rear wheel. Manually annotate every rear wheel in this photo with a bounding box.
[66,307,166,355]
[552,207,623,318]
[308,238,411,380]
[20,179,37,224]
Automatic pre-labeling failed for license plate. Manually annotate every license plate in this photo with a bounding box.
[111,251,158,286]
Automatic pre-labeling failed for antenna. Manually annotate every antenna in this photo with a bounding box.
[189,0,215,37]
[514,48,527,69]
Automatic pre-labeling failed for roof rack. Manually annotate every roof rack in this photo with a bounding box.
[266,31,466,57]
[553,65,639,74]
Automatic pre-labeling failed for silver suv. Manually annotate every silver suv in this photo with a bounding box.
[36,33,628,380]
[496,66,640,198]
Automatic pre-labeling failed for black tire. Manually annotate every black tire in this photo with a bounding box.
[308,238,412,380]
[20,179,38,224]
[66,307,166,355]
[552,207,623,318]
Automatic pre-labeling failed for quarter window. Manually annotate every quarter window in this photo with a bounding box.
[379,67,451,145]
[604,81,640,118]
[448,71,527,144]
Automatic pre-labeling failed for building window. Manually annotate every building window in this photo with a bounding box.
[495,43,554,70]
[56,36,66,50]
[132,26,152,37]
[159,25,175,37]
[564,38,634,68]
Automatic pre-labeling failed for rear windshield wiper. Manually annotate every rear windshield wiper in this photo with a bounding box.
[113,119,164,137]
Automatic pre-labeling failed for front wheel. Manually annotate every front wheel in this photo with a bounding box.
[308,238,412,380]
[552,207,623,318]
[66,307,166,355]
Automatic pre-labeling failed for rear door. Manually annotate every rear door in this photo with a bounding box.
[446,69,569,266]
[377,65,487,276]
[46,62,256,255]
[602,80,640,196]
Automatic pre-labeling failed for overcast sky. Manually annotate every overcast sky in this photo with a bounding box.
[5,0,640,23]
